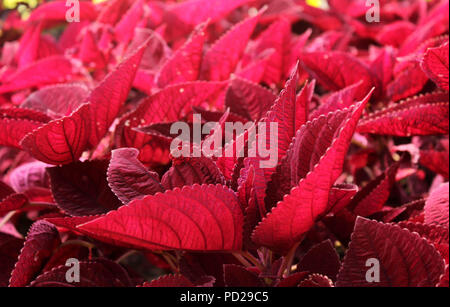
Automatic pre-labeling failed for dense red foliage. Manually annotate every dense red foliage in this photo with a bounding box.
[0,0,448,287]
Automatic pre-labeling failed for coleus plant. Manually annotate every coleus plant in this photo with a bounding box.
[0,0,449,288]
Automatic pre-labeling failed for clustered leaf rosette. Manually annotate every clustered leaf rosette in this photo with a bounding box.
[0,0,449,288]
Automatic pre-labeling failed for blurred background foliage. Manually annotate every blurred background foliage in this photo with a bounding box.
[1,0,107,19]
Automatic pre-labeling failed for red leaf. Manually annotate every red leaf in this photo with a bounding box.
[438,265,449,287]
[45,215,101,236]
[114,0,145,45]
[257,63,302,181]
[9,220,61,287]
[294,79,316,131]
[156,22,208,88]
[252,19,291,85]
[327,184,359,214]
[387,61,429,102]
[20,104,91,165]
[223,264,264,287]
[421,42,449,91]
[167,0,253,26]
[16,21,45,68]
[357,92,449,136]
[0,193,28,216]
[0,56,77,94]
[86,37,149,148]
[225,77,277,121]
[336,217,445,287]
[0,108,49,149]
[47,160,122,216]
[266,92,371,208]
[347,161,401,217]
[28,1,98,23]
[252,93,371,254]
[238,161,266,248]
[0,181,15,201]
[77,185,243,251]
[399,222,448,245]
[20,83,90,118]
[375,21,416,48]
[310,81,362,120]
[128,28,172,72]
[369,47,396,95]
[0,107,52,123]
[201,12,261,81]
[301,51,379,100]
[424,182,449,229]
[96,0,132,25]
[117,81,227,164]
[419,148,449,179]
[107,148,164,205]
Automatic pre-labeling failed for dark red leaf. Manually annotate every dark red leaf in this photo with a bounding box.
[47,160,122,216]
[223,264,264,287]
[9,221,61,287]
[298,274,334,287]
[298,240,341,281]
[107,148,164,205]
[336,217,445,287]
[347,161,401,217]
[161,157,226,190]
[20,83,89,118]
[141,274,195,287]
[30,258,133,287]
[275,271,310,287]
[0,233,24,287]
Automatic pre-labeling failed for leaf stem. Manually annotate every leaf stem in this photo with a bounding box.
[161,252,179,273]
[277,241,300,278]
[242,251,263,270]
[233,252,253,268]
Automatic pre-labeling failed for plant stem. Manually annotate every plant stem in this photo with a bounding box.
[0,211,16,229]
